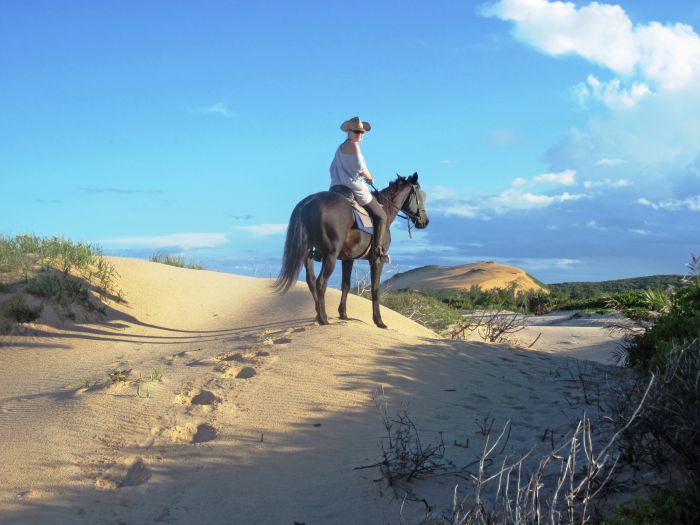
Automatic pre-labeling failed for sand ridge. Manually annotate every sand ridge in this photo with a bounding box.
[382,261,546,293]
[0,257,628,524]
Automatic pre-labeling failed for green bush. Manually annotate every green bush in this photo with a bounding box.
[3,294,42,324]
[609,482,700,525]
[626,281,700,371]
[380,291,461,333]
[26,273,90,306]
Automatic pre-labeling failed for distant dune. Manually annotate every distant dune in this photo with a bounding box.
[382,261,546,293]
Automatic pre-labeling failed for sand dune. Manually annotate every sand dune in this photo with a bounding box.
[0,258,628,524]
[382,261,546,293]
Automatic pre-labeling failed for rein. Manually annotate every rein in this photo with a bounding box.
[369,181,420,238]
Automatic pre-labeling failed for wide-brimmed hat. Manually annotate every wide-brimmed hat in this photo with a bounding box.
[340,116,371,133]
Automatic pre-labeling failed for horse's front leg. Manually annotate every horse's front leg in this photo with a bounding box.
[369,257,387,329]
[316,253,338,325]
[339,259,354,320]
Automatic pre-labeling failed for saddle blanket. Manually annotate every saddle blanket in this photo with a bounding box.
[352,207,374,235]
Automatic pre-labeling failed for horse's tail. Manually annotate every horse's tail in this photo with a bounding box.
[274,197,311,294]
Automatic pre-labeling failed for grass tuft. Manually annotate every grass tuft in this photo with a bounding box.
[150,253,204,270]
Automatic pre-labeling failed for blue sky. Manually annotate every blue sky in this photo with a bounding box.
[2,0,699,284]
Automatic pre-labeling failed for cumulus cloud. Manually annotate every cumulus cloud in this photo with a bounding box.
[482,0,700,93]
[574,75,651,109]
[100,233,228,249]
[533,169,576,185]
[431,170,586,217]
[234,223,288,237]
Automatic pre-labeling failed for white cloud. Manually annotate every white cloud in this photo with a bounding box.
[100,233,228,249]
[575,75,650,109]
[234,223,288,237]
[533,169,576,185]
[583,178,631,189]
[432,170,586,217]
[629,228,650,235]
[483,0,700,94]
[189,101,234,119]
[637,195,700,211]
[596,158,625,166]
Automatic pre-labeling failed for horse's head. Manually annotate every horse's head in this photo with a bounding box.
[394,173,429,229]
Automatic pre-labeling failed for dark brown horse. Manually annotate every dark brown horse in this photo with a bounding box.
[275,173,429,328]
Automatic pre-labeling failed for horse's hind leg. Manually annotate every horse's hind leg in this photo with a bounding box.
[339,259,354,320]
[304,256,321,322]
[316,253,338,325]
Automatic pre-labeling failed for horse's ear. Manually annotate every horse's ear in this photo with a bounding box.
[410,172,418,183]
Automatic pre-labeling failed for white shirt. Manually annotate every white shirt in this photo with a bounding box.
[329,146,372,205]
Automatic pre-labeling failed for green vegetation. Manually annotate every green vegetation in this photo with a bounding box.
[0,234,117,292]
[380,291,460,333]
[609,481,700,525]
[626,280,700,371]
[609,256,700,523]
[0,234,117,331]
[150,253,204,270]
[548,274,684,299]
[2,294,43,324]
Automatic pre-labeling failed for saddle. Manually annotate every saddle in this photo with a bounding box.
[330,185,374,234]
[310,186,376,262]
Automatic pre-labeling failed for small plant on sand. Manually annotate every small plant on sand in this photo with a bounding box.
[136,383,151,399]
[109,368,128,383]
[449,309,527,344]
[82,378,101,390]
[150,252,204,270]
[148,366,163,382]
[357,390,447,491]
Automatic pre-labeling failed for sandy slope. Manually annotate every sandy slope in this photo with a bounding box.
[0,258,628,524]
[382,261,545,293]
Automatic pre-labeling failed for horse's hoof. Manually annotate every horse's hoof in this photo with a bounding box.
[375,322,388,329]
[339,314,349,320]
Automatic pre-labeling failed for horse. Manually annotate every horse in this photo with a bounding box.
[275,173,429,328]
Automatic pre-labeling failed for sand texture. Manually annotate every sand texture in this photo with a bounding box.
[382,261,546,293]
[0,258,629,524]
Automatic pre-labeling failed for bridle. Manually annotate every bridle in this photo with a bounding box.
[370,180,424,238]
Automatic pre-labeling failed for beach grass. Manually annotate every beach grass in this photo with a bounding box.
[149,253,204,270]
[0,234,118,331]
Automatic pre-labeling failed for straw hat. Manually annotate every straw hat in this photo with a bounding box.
[340,116,371,133]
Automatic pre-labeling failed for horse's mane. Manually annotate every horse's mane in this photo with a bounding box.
[376,175,409,198]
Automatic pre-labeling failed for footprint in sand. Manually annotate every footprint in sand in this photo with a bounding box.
[272,337,292,345]
[191,390,220,406]
[192,423,218,443]
[236,367,256,379]
[96,457,151,489]
[121,458,151,487]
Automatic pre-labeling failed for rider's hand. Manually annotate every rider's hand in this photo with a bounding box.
[364,173,374,184]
